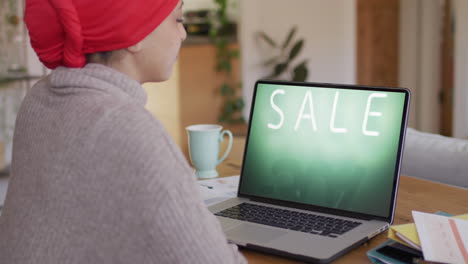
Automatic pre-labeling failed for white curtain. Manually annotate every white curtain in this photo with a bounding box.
[0,0,28,169]
[399,0,442,134]
[0,84,27,168]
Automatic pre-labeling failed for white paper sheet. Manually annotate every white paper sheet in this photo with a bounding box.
[413,211,468,264]
[198,175,239,206]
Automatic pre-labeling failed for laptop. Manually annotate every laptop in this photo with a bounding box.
[209,80,411,263]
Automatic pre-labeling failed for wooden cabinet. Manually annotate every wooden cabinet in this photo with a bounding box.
[178,43,242,156]
[357,0,399,86]
[144,42,245,158]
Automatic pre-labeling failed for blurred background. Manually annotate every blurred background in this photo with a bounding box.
[1,0,467,172]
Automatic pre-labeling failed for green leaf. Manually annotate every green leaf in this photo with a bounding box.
[215,0,228,10]
[220,84,232,96]
[224,101,234,114]
[222,60,231,72]
[216,60,231,73]
[215,39,228,50]
[257,32,277,47]
[229,49,240,59]
[234,98,245,110]
[263,56,279,67]
[292,61,309,82]
[273,63,288,77]
[220,17,229,26]
[282,26,297,49]
[288,40,304,61]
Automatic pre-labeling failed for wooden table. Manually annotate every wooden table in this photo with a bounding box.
[217,137,468,263]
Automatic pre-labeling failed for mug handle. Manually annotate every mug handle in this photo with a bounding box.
[217,130,233,165]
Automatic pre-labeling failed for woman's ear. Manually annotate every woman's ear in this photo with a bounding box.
[127,41,143,54]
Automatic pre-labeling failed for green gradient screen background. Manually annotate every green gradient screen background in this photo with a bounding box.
[239,83,407,217]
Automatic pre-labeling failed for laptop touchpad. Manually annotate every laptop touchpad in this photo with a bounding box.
[226,223,288,244]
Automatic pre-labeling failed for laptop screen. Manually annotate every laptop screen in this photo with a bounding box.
[238,81,410,219]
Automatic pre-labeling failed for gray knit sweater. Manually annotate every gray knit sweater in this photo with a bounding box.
[0,64,246,264]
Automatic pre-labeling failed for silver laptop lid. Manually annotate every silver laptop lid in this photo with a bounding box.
[238,80,410,223]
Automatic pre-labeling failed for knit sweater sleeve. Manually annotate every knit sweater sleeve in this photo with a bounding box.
[91,104,246,264]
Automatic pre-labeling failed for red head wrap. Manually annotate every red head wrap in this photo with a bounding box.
[25,0,179,69]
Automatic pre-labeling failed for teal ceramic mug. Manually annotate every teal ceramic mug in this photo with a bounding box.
[186,124,233,179]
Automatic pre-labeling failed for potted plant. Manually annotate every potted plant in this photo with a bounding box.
[257,26,309,82]
[210,0,245,128]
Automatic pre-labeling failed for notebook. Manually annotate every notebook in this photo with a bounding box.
[209,80,411,263]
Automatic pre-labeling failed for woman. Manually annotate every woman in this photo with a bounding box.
[0,0,246,263]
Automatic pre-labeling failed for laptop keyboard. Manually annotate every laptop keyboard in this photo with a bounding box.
[215,203,362,238]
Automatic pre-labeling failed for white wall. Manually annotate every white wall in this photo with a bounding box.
[454,0,468,138]
[185,0,239,21]
[184,0,215,10]
[239,0,356,119]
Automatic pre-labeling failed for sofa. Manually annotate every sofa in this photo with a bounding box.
[401,128,468,189]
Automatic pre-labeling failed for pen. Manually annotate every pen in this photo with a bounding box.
[200,184,213,189]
